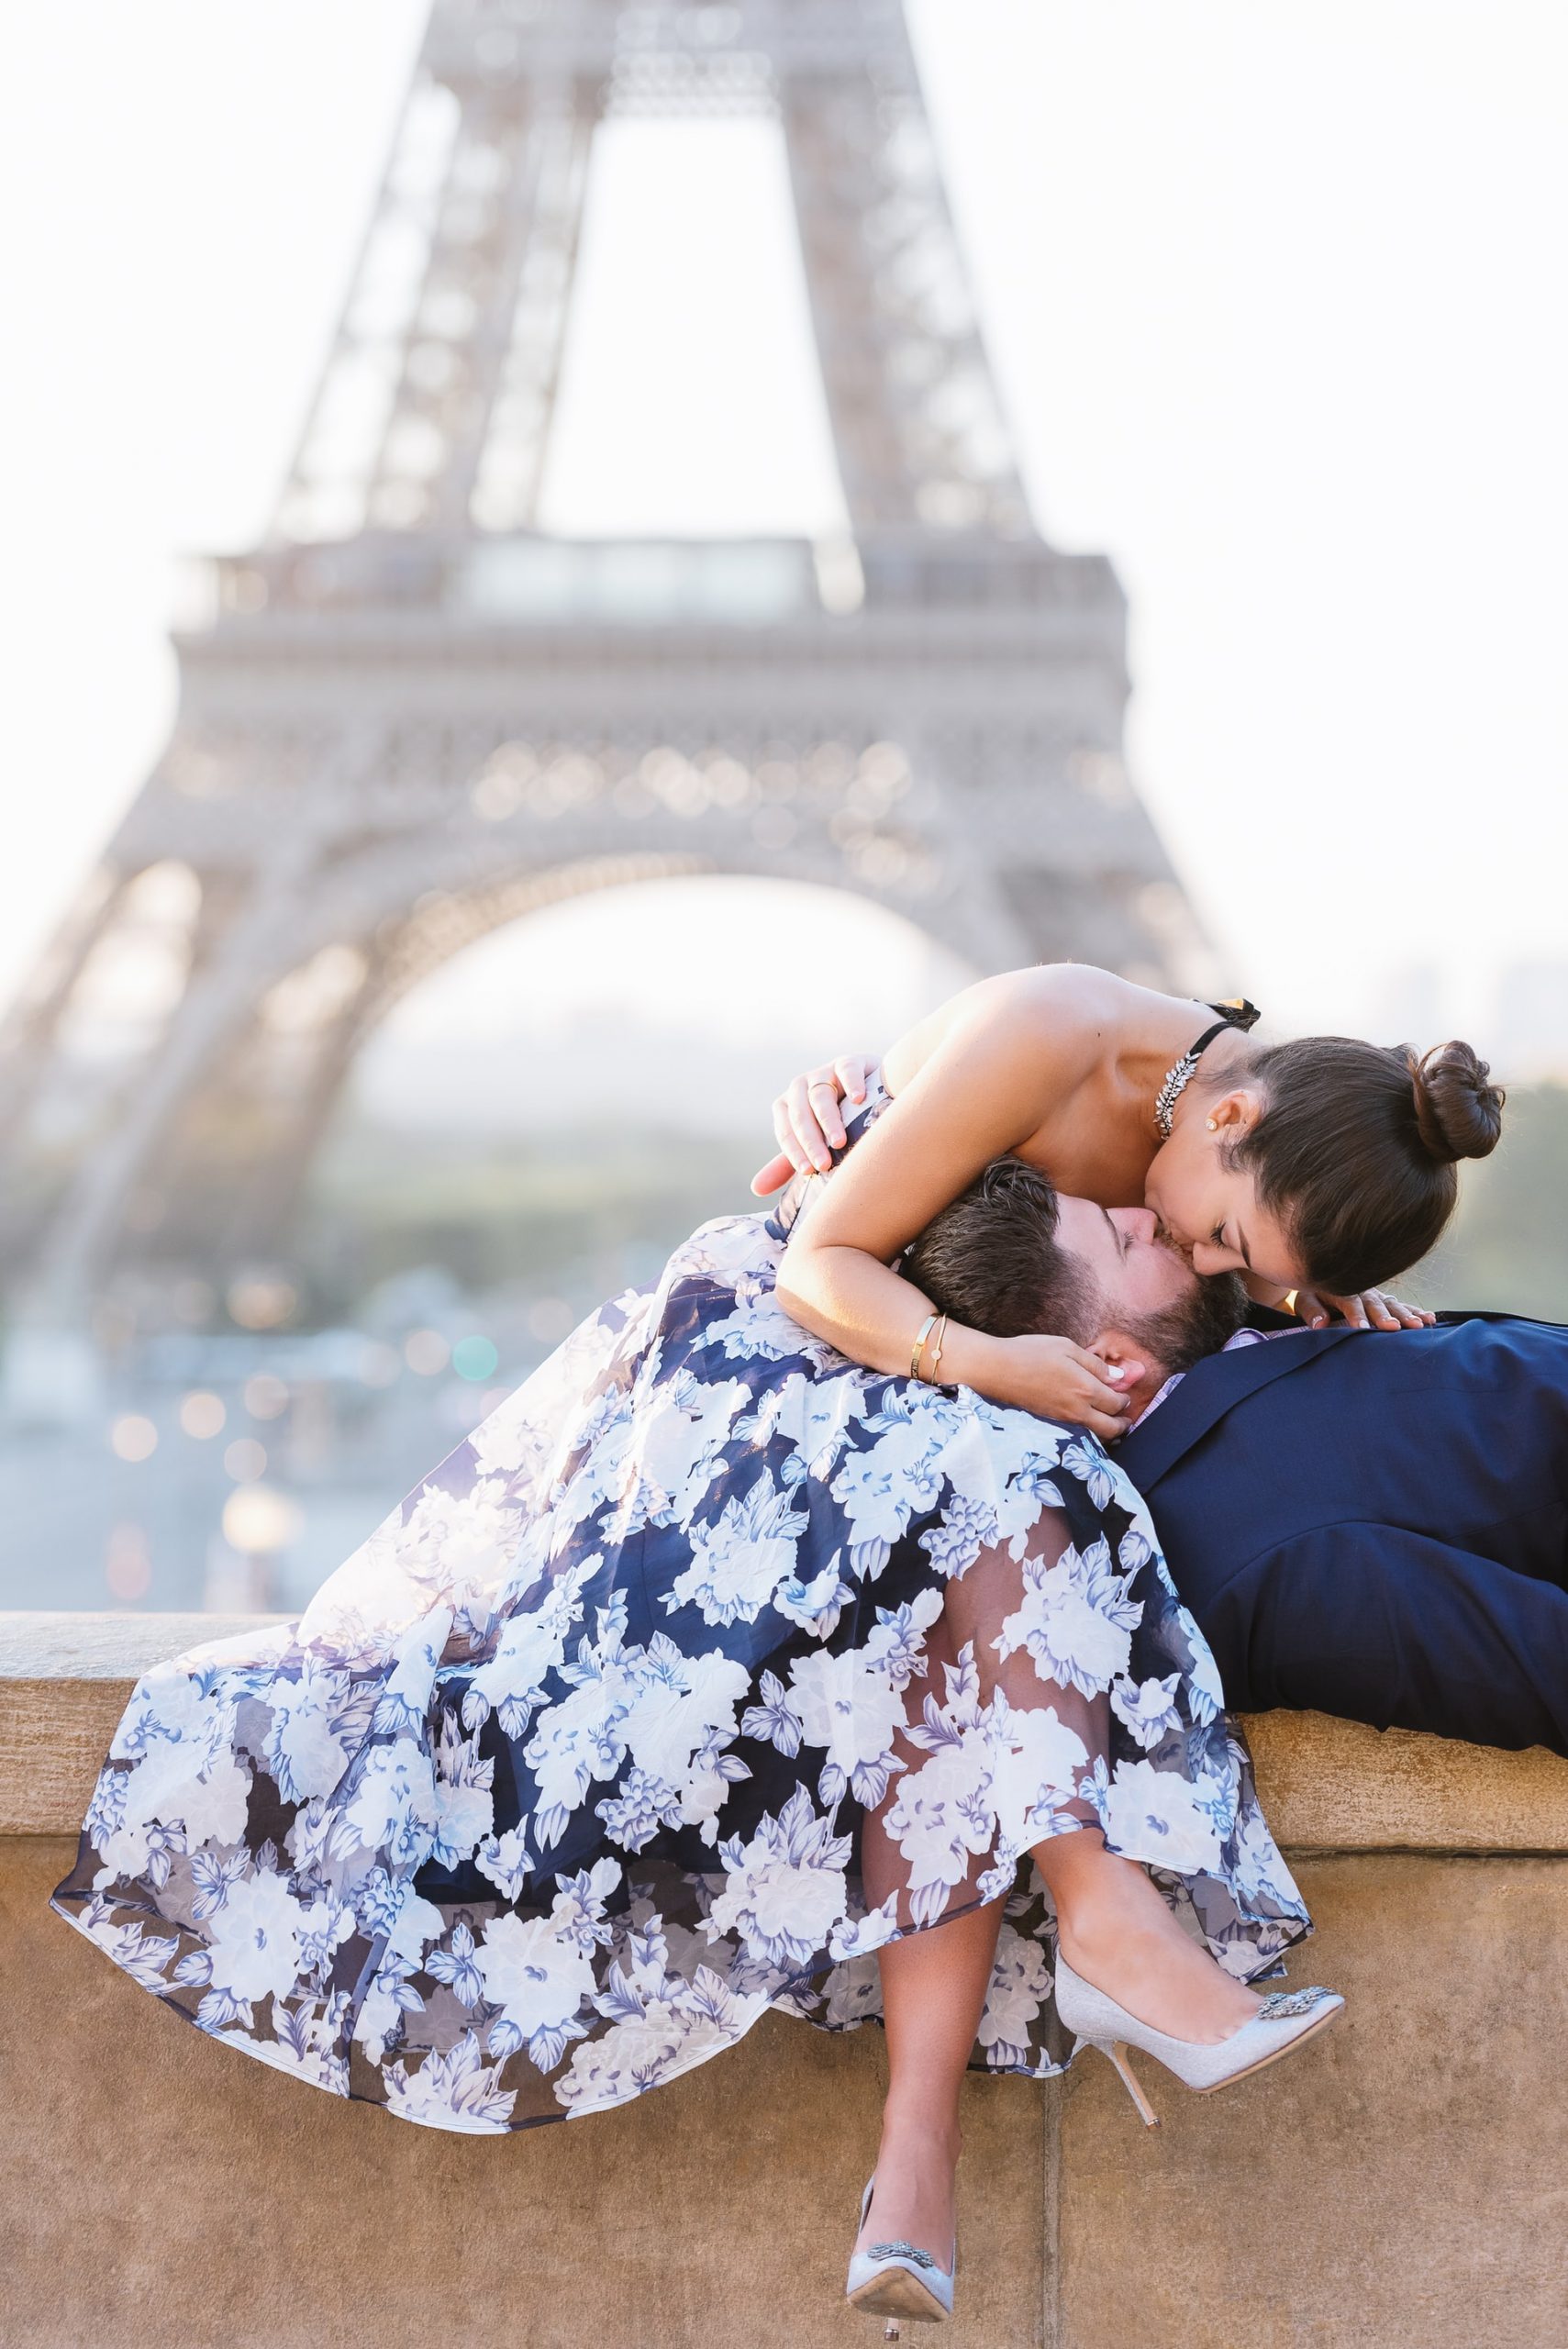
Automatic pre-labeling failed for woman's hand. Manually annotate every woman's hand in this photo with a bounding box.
[1291,1287,1436,1331]
[751,1053,881,1194]
[984,1333,1145,1442]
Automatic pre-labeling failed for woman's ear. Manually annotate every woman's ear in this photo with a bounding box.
[1204,1087,1263,1139]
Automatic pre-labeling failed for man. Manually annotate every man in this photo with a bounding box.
[906,1161,1568,1759]
[900,1154,1249,1417]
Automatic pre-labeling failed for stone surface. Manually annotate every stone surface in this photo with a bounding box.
[9,1612,1568,2346]
[0,1613,280,1835]
[1242,1710,1568,1853]
[0,1609,278,1678]
[0,1839,1044,2349]
[9,1610,1568,1850]
[1056,1854,1568,2349]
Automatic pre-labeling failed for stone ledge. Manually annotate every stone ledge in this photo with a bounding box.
[1240,1709,1568,1853]
[5,1609,1568,1851]
[0,1611,283,1839]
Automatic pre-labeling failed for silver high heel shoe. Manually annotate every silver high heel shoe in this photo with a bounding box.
[1054,1954,1343,2129]
[845,2176,955,2326]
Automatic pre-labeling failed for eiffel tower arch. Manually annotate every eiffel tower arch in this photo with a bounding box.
[1,0,1210,1319]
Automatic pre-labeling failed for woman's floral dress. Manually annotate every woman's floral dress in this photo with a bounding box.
[52,1095,1310,2133]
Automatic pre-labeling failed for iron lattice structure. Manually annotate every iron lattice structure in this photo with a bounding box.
[1,0,1209,1312]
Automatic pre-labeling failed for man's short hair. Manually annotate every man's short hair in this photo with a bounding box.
[903,1158,1100,1343]
[902,1156,1246,1376]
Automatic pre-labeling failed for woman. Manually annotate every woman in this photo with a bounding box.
[52,965,1500,2331]
[757,967,1501,2312]
[762,963,1506,1378]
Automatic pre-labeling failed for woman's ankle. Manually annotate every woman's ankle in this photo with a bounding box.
[876,2102,963,2166]
[860,2109,963,2257]
[1056,1918,1258,2041]
[1057,1908,1170,1980]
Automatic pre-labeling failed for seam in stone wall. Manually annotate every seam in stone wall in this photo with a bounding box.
[1041,2073,1063,2349]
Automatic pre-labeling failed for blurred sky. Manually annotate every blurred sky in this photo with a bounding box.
[2,0,1566,1093]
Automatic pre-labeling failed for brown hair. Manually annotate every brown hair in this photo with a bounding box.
[904,1157,1247,1375]
[903,1159,1099,1344]
[1224,1037,1504,1293]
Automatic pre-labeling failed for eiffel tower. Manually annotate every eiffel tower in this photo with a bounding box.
[1,0,1208,1323]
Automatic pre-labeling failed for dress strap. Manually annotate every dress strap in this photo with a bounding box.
[1153,999,1261,1140]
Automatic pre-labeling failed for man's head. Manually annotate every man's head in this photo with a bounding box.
[903,1158,1246,1417]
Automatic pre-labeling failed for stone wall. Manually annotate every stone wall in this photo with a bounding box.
[5,1611,1567,2349]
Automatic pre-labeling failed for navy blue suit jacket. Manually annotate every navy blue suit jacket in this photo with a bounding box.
[1114,1314,1568,1753]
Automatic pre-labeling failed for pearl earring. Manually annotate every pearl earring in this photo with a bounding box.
[1207,1116,1218,1130]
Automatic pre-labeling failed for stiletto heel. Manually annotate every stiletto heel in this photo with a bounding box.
[846,2176,956,2325]
[1104,2039,1161,2129]
[1055,1955,1343,2123]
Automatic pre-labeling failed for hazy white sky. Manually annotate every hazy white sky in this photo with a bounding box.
[2,0,1565,1078]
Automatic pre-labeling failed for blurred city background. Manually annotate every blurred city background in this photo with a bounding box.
[2,0,1565,1619]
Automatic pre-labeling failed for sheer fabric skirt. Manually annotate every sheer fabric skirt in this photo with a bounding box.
[53,1208,1309,2132]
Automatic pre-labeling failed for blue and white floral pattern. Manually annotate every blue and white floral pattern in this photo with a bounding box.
[53,1119,1309,2133]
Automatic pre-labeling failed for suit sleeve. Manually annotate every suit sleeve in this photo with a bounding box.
[1196,1524,1568,1755]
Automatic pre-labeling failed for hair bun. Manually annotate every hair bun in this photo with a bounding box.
[1408,1041,1505,1163]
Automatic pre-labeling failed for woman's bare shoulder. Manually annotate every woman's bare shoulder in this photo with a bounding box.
[883,963,1139,1093]
[942,963,1160,1041]
[980,963,1203,1037]
[1023,962,1143,1016]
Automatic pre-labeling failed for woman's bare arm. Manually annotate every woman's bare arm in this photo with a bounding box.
[773,977,1135,1435]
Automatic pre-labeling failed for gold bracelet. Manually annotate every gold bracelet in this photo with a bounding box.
[910,1313,938,1381]
[927,1313,949,1383]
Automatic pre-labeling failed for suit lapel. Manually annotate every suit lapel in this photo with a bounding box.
[1115,1324,1359,1489]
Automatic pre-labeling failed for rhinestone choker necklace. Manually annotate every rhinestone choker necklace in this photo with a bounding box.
[1152,999,1261,1139]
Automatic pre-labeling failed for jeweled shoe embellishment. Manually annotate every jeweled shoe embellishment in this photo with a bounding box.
[848,2176,958,2323]
[1257,1987,1333,2020]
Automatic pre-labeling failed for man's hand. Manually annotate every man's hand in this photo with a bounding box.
[1292,1286,1436,1331]
[750,1053,880,1194]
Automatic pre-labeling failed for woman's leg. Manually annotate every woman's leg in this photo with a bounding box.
[854,1831,1257,2267]
[851,1519,1255,2273]
[853,1898,1005,2266]
[938,1525,1261,2046]
[1031,1825,1258,2043]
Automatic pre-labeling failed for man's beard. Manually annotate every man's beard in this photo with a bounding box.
[1124,1269,1249,1380]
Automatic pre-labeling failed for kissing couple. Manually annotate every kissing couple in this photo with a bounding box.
[57,962,1524,2331]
